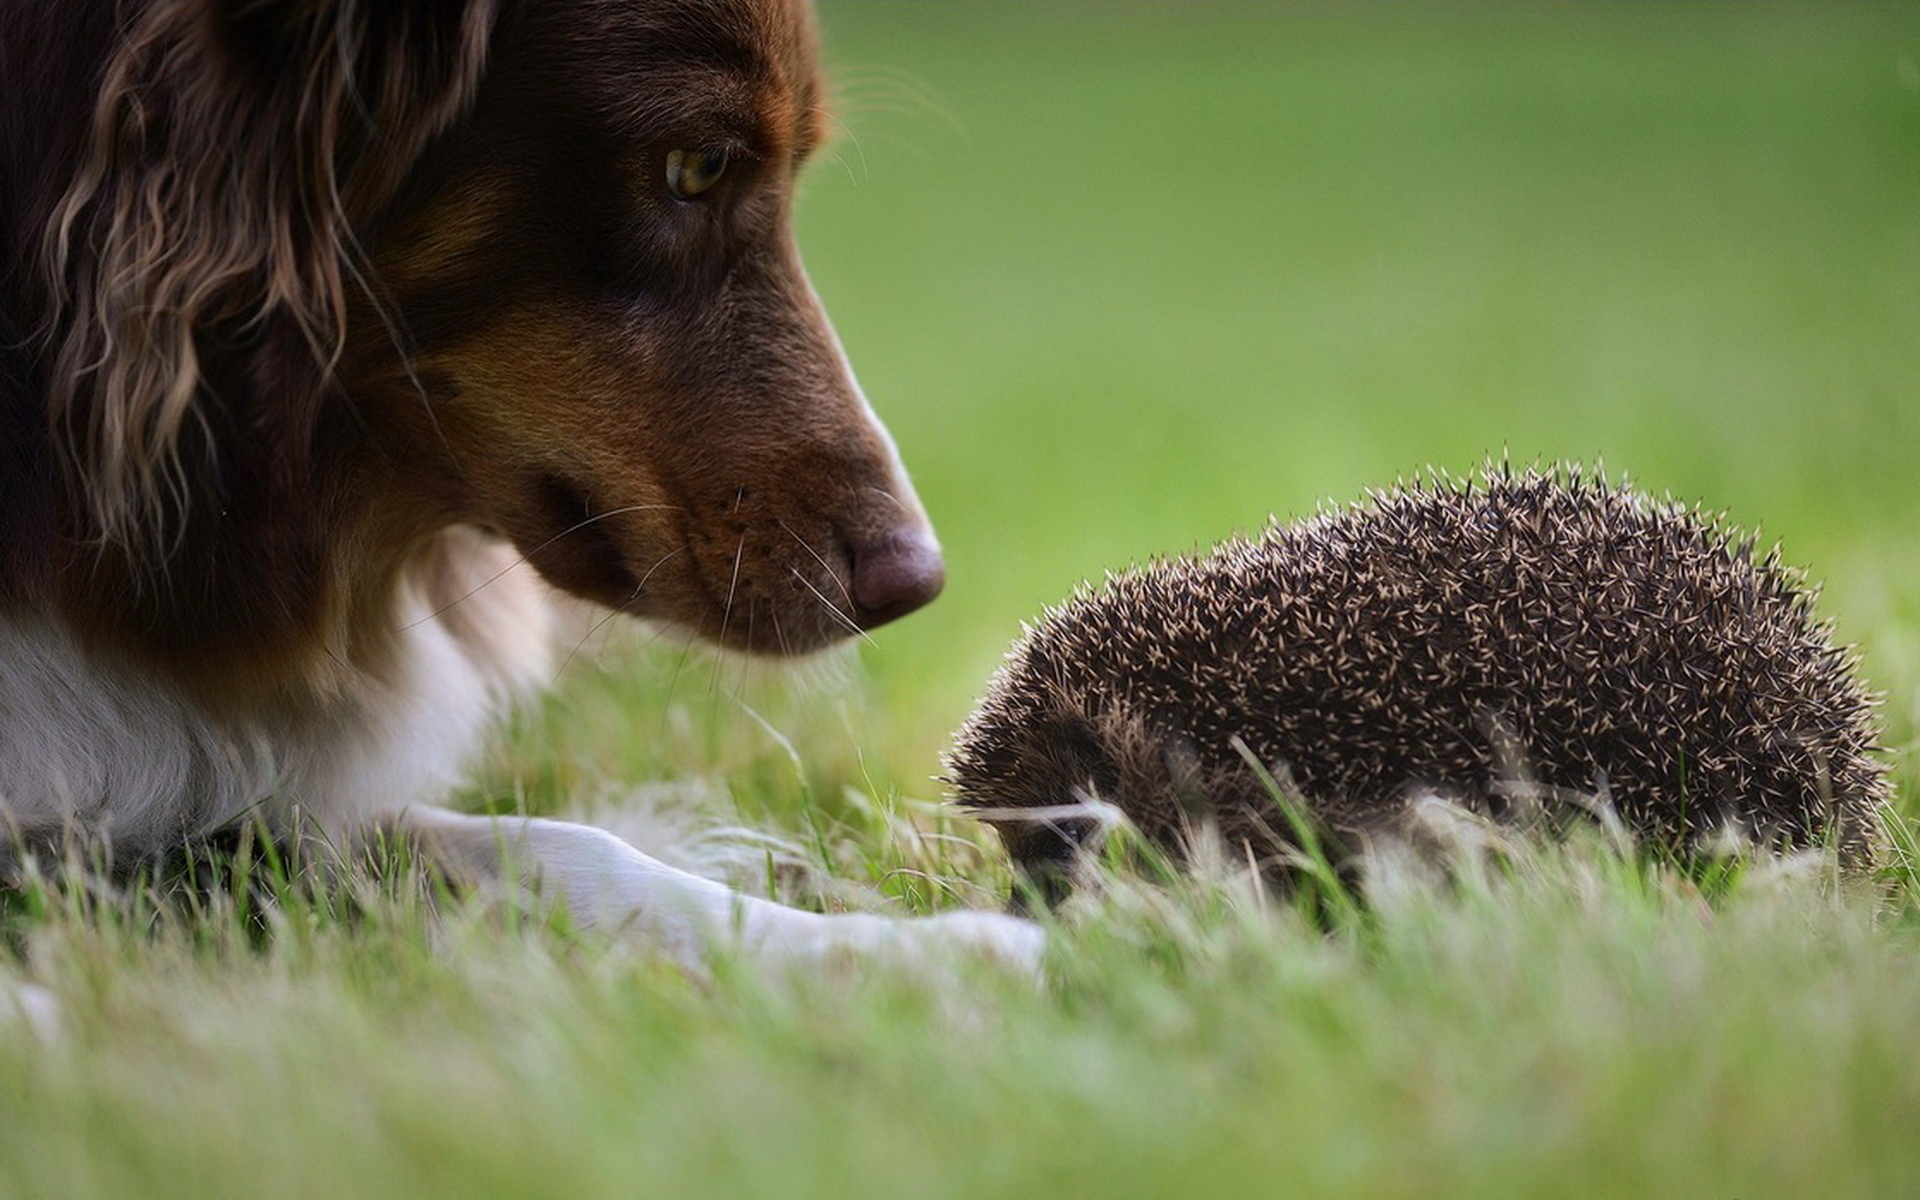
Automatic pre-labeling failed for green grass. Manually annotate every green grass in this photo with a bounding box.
[5,2,1919,1196]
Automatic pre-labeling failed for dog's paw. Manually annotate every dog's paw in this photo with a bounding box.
[3,983,63,1044]
[751,909,1047,981]
[914,910,1048,977]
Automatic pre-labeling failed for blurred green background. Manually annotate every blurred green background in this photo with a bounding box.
[782,0,1920,776]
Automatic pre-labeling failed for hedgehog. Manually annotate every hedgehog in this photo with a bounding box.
[947,467,1888,899]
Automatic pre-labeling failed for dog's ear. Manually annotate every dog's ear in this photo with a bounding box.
[201,0,502,207]
[42,0,502,552]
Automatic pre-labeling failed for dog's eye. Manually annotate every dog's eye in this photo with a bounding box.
[665,149,728,199]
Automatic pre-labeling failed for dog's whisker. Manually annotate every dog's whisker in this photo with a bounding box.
[789,565,875,647]
[818,111,869,185]
[552,597,628,685]
[632,544,687,592]
[822,146,860,188]
[858,484,916,522]
[715,530,748,651]
[657,635,699,735]
[709,531,752,700]
[828,67,964,136]
[703,656,725,707]
[550,546,684,683]
[777,519,858,612]
[735,596,760,699]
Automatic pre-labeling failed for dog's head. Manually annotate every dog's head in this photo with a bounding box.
[35,0,939,660]
[360,0,942,654]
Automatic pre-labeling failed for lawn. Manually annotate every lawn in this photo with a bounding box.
[4,2,1918,1196]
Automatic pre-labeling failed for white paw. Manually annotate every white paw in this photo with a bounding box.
[752,908,1047,979]
[4,983,62,1044]
[917,910,1048,976]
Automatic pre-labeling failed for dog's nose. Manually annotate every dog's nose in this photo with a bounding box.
[850,529,945,629]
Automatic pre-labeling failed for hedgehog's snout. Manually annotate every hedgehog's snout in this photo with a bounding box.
[978,795,1122,912]
[1007,853,1076,915]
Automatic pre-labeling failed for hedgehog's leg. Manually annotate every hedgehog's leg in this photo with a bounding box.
[393,807,1046,977]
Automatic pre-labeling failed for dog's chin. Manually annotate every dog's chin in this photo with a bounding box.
[502,495,873,657]
[518,541,860,659]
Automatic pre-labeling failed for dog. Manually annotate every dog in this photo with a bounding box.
[0,0,1040,975]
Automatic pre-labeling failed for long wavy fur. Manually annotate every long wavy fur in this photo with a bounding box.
[39,0,499,550]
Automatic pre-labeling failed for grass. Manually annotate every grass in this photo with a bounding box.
[5,1,1919,1196]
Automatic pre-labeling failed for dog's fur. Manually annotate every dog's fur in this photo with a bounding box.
[0,0,1038,973]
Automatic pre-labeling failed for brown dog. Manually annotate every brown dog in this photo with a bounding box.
[0,0,1038,973]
